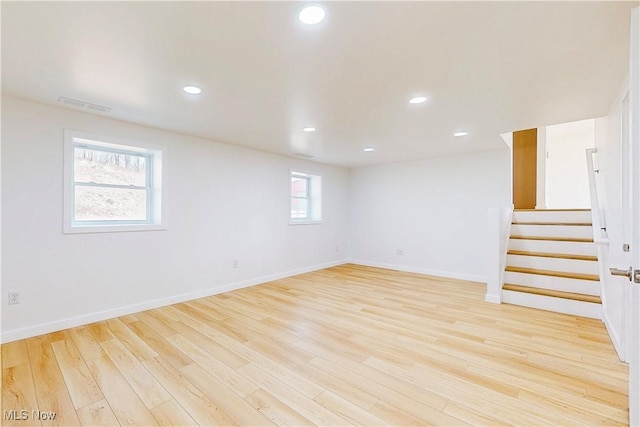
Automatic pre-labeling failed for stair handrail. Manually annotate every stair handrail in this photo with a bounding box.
[586,148,607,242]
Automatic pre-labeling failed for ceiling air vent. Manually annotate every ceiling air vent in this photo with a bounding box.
[293,152,314,159]
[58,97,111,113]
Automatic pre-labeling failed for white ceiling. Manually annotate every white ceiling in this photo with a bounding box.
[1,1,636,167]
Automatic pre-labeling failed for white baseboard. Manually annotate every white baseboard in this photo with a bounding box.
[347,259,486,283]
[485,294,502,304]
[0,259,348,344]
[603,309,625,362]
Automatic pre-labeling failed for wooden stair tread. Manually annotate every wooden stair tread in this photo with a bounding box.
[513,209,591,212]
[510,235,594,243]
[505,266,599,281]
[512,222,592,226]
[503,284,601,304]
[507,250,597,261]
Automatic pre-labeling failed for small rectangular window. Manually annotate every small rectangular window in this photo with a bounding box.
[290,170,321,224]
[64,130,166,233]
[291,174,311,219]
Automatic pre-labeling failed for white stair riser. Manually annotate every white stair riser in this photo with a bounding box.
[508,239,597,256]
[502,290,602,319]
[503,271,600,296]
[506,254,599,275]
[511,224,593,239]
[512,210,592,224]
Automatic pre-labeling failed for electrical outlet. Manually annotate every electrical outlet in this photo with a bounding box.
[396,249,404,256]
[8,292,19,305]
[336,245,340,252]
[233,259,239,268]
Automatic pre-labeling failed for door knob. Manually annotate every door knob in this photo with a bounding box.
[609,267,633,280]
[610,267,640,283]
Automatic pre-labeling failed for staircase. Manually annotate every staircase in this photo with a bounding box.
[501,209,602,319]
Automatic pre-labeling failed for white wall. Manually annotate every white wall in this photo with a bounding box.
[1,96,349,342]
[594,77,630,358]
[545,119,596,208]
[348,149,512,282]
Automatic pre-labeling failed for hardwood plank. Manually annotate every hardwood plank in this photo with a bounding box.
[142,357,236,426]
[99,339,171,409]
[127,321,193,369]
[68,326,103,362]
[50,339,103,409]
[507,249,598,261]
[87,322,115,343]
[25,335,67,397]
[313,390,391,426]
[212,333,325,399]
[36,391,82,426]
[237,363,350,426]
[2,340,29,369]
[503,283,602,303]
[514,209,591,212]
[369,401,435,426]
[76,399,119,427]
[166,321,249,369]
[86,352,159,426]
[244,389,315,427]
[504,266,600,281]
[150,399,197,426]
[104,318,158,362]
[510,235,594,243]
[511,222,593,226]
[2,364,41,427]
[443,401,506,426]
[24,337,81,425]
[165,334,259,398]
[179,363,275,426]
[246,338,380,410]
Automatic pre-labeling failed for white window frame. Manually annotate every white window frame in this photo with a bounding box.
[63,130,167,234]
[289,170,322,225]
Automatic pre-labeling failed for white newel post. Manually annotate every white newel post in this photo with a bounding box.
[486,208,502,303]
[486,207,513,304]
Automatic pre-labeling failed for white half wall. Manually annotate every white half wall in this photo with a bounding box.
[1,96,349,342]
[348,149,512,282]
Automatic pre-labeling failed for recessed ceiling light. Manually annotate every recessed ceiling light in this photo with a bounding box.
[302,127,316,132]
[183,86,202,95]
[299,5,326,25]
[454,131,469,137]
[409,96,427,104]
[364,147,375,152]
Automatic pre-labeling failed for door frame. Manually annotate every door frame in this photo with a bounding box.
[628,7,639,427]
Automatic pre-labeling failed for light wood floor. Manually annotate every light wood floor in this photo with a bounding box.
[1,264,629,426]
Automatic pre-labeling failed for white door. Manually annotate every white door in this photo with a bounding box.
[611,7,639,426]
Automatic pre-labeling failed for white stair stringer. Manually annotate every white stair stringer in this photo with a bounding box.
[503,271,600,296]
[506,254,598,275]
[502,290,602,319]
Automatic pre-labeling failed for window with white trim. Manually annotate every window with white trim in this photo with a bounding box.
[64,130,165,233]
[290,171,321,223]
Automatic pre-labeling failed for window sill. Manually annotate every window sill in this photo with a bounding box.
[289,220,323,226]
[63,224,167,234]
